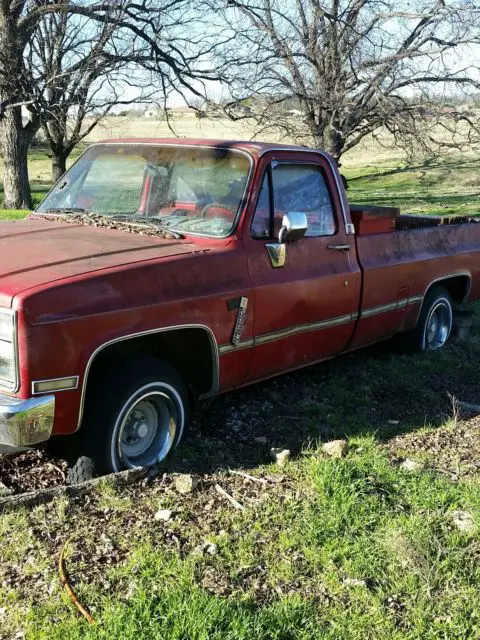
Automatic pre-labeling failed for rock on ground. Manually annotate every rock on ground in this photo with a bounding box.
[399,458,423,472]
[203,541,218,555]
[175,474,200,494]
[322,440,349,459]
[451,510,476,533]
[0,481,12,497]
[343,578,367,588]
[154,509,173,522]
[270,448,291,466]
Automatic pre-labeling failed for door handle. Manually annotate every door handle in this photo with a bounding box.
[327,244,351,252]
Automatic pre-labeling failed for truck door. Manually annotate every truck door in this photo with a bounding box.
[244,151,361,382]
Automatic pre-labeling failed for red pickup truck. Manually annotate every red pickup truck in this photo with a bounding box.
[0,138,478,473]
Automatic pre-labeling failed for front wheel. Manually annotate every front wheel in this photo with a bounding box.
[80,356,189,473]
[397,286,453,353]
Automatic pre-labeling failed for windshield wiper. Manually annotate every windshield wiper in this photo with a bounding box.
[39,210,184,239]
[150,215,208,229]
[39,207,93,214]
[110,214,184,239]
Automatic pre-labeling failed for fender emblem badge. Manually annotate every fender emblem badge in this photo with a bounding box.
[232,297,248,346]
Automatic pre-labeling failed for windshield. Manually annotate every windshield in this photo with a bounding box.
[36,144,251,237]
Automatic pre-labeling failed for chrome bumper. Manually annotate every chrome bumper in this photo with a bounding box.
[0,395,55,450]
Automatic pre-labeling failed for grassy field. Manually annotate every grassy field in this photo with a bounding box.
[0,128,480,638]
[0,147,82,218]
[345,154,480,217]
[2,313,480,639]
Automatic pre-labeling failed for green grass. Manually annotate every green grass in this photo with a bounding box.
[2,306,480,639]
[344,154,480,216]
[0,209,30,219]
[4,431,480,639]
[0,186,50,220]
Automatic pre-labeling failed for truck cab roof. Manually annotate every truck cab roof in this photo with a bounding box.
[98,138,334,160]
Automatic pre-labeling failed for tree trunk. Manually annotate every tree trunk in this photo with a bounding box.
[51,149,68,183]
[311,121,345,159]
[322,126,344,160]
[0,108,33,210]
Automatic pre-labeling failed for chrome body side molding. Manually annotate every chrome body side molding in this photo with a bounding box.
[255,312,358,346]
[219,312,358,354]
[219,338,254,355]
[218,295,426,354]
[359,296,422,319]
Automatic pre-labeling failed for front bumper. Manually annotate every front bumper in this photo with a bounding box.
[0,394,55,451]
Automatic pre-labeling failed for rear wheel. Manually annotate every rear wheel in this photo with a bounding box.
[80,356,189,473]
[398,286,453,353]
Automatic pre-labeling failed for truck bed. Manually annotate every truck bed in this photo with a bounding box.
[350,203,480,234]
[346,204,480,350]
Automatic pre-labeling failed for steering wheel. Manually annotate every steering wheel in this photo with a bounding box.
[168,208,189,217]
[200,202,237,219]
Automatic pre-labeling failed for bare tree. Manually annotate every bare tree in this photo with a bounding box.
[218,0,480,158]
[28,10,160,181]
[0,1,222,209]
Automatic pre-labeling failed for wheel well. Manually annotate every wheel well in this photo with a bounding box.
[426,275,471,305]
[85,328,217,402]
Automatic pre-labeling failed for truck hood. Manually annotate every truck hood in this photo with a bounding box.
[0,218,192,306]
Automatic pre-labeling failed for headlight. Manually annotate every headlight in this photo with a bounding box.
[0,339,15,383]
[0,312,13,341]
[0,310,17,390]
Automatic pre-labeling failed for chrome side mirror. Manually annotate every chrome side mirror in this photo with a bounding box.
[278,211,308,243]
[266,211,308,268]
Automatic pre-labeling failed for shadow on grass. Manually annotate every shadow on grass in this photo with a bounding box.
[349,191,480,213]
[347,156,480,183]
[162,309,480,475]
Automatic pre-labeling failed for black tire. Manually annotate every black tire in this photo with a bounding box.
[79,356,189,474]
[397,286,453,354]
[66,456,95,485]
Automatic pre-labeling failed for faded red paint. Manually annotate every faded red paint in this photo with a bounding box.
[1,138,479,439]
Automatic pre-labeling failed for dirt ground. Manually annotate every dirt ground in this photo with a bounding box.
[2,327,480,496]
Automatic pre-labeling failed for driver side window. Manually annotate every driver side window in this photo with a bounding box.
[251,162,337,239]
[251,174,271,239]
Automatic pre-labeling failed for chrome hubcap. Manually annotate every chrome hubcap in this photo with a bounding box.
[425,302,451,349]
[116,390,178,468]
[121,400,158,458]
